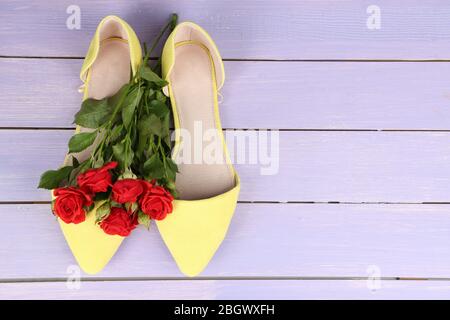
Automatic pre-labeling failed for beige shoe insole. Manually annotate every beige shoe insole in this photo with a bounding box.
[88,39,131,100]
[74,39,131,163]
[170,42,235,200]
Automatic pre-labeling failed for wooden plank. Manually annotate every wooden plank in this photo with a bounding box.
[1,279,450,299]
[2,203,450,279]
[3,59,450,130]
[2,1,450,59]
[2,130,450,202]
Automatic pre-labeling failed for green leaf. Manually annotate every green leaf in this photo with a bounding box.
[131,202,139,213]
[107,85,130,123]
[163,180,178,198]
[119,168,137,180]
[139,66,167,86]
[38,166,73,189]
[146,88,155,101]
[160,112,171,137]
[95,201,111,223]
[112,142,125,167]
[107,85,129,108]
[138,114,163,137]
[74,98,110,128]
[125,202,139,213]
[149,99,169,117]
[112,138,134,169]
[166,170,176,182]
[165,158,179,181]
[112,143,124,167]
[122,112,133,129]
[122,88,142,128]
[155,91,166,103]
[137,132,151,159]
[148,115,163,136]
[162,134,172,150]
[138,211,151,229]
[109,124,123,143]
[103,145,113,162]
[165,180,176,191]
[166,156,179,173]
[143,154,165,179]
[68,158,91,185]
[94,158,105,168]
[68,131,97,153]
[110,200,122,208]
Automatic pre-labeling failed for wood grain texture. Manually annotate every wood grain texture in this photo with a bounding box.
[2,203,450,279]
[2,279,450,300]
[3,58,450,130]
[2,130,450,202]
[2,1,450,59]
[3,0,450,300]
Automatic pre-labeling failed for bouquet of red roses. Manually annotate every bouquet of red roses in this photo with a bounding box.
[38,36,178,237]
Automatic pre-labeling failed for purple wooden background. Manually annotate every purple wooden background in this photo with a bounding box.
[1,0,450,299]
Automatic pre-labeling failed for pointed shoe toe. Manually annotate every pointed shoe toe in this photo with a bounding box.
[156,183,240,277]
[58,207,124,274]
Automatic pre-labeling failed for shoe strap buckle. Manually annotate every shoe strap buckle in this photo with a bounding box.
[78,83,85,93]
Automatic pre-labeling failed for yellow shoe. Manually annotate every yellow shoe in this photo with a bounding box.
[54,15,142,274]
[157,22,240,277]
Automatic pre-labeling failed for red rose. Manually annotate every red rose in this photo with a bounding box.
[77,161,118,193]
[100,207,138,236]
[53,187,93,224]
[141,179,153,192]
[111,179,144,204]
[139,185,174,220]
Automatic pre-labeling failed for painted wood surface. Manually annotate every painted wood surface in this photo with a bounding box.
[2,130,450,203]
[2,280,450,300]
[1,0,450,299]
[3,1,450,60]
[3,58,450,130]
[1,203,450,279]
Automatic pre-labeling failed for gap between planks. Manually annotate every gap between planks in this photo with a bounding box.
[5,128,450,133]
[5,55,450,62]
[2,201,450,205]
[0,276,446,284]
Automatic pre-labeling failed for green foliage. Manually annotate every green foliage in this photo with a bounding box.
[143,154,165,179]
[39,13,178,200]
[74,98,110,128]
[139,66,167,87]
[68,131,97,153]
[38,166,73,189]
[138,211,151,229]
[95,201,111,223]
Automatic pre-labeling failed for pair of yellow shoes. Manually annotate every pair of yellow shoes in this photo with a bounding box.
[59,16,240,277]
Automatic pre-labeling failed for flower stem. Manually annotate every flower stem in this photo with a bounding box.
[146,13,178,58]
